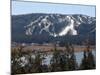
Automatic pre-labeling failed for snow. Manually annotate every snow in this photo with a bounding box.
[25,16,44,35]
[78,16,83,22]
[50,33,58,37]
[25,14,93,37]
[38,23,41,26]
[39,16,54,34]
[26,28,33,35]
[18,56,29,67]
[59,18,77,36]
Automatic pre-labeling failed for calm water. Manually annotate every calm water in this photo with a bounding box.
[75,50,96,66]
[16,50,96,67]
[42,50,96,66]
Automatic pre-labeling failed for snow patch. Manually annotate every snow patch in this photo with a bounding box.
[59,19,77,36]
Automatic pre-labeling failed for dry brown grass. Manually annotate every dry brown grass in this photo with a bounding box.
[11,45,96,53]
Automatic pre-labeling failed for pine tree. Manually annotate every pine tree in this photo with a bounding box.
[11,46,24,74]
[59,52,68,71]
[50,44,61,71]
[65,43,78,70]
[87,50,95,69]
[30,51,43,73]
[80,40,96,70]
[50,42,77,71]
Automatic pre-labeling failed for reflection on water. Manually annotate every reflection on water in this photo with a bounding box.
[14,50,96,67]
[75,50,96,66]
[42,50,96,66]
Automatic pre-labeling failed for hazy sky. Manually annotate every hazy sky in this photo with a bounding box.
[12,1,96,17]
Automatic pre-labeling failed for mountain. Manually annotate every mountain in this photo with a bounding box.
[11,13,96,45]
